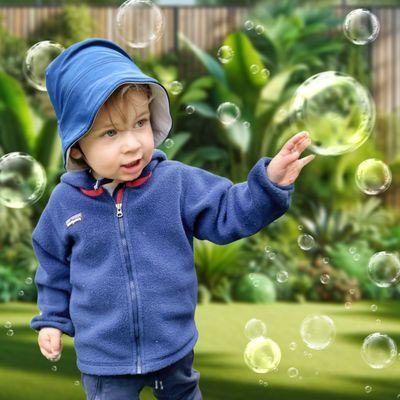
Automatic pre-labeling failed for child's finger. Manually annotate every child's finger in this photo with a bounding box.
[292,136,311,155]
[50,336,62,353]
[281,131,309,155]
[299,154,316,168]
[39,346,55,359]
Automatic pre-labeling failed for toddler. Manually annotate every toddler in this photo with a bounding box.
[30,38,314,400]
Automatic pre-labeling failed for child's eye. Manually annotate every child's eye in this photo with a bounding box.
[134,118,148,129]
[103,129,116,137]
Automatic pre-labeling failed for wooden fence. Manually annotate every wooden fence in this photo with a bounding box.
[0,5,399,208]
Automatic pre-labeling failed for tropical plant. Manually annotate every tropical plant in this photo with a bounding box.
[194,238,248,303]
[178,0,362,183]
[0,71,61,223]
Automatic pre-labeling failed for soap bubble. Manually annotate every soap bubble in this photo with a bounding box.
[261,68,270,79]
[0,152,46,208]
[320,273,330,285]
[367,251,400,288]
[290,71,375,156]
[355,159,392,195]
[343,9,380,45]
[255,25,265,35]
[365,385,372,394]
[115,0,165,48]
[243,336,281,373]
[276,270,289,283]
[250,64,260,75]
[371,304,378,312]
[185,105,195,115]
[164,138,174,149]
[169,81,183,95]
[361,333,397,369]
[217,45,234,64]
[217,102,241,125]
[297,234,315,251]
[244,20,254,30]
[300,314,335,350]
[244,318,267,340]
[23,40,64,91]
[289,341,297,351]
[288,367,299,378]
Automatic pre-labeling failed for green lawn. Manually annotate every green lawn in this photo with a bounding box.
[1,301,399,399]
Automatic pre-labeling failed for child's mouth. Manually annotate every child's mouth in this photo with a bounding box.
[121,159,142,172]
[122,159,140,167]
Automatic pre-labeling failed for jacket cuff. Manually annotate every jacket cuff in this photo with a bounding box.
[249,156,294,211]
[30,318,75,337]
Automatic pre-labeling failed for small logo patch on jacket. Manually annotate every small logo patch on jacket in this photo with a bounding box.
[65,212,83,227]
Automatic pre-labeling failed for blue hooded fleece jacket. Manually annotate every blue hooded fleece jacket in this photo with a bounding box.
[30,150,294,375]
[29,38,295,375]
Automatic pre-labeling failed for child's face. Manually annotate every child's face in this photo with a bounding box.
[71,89,154,183]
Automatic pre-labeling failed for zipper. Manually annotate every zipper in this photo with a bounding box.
[114,185,142,373]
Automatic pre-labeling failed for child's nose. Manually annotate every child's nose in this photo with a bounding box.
[120,131,142,150]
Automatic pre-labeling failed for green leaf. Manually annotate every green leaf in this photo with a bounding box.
[0,71,35,151]
[255,64,307,118]
[158,131,191,159]
[178,32,227,86]
[223,32,268,93]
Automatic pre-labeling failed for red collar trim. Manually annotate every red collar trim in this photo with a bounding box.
[79,171,152,197]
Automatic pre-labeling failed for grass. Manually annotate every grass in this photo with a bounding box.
[0,300,399,399]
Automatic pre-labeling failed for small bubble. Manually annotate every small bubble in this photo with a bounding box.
[364,385,372,394]
[6,329,14,336]
[244,20,254,30]
[250,64,260,75]
[164,138,174,149]
[320,273,330,285]
[370,304,377,312]
[185,105,195,115]
[289,341,297,351]
[288,367,299,378]
[276,270,288,283]
[51,365,57,372]
[4,321,12,329]
[255,24,265,35]
[169,80,183,95]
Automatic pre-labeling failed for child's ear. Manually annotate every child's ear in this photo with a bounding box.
[70,146,83,160]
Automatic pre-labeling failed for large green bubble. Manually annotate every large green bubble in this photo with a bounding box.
[289,71,375,156]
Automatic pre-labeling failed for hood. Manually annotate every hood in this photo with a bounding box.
[45,37,173,172]
[60,149,167,195]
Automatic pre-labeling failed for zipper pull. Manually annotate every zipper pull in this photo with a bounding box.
[116,203,123,217]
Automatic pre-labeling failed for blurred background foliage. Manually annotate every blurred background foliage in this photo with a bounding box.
[0,0,398,306]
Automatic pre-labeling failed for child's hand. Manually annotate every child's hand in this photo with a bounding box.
[266,131,315,186]
[38,327,63,360]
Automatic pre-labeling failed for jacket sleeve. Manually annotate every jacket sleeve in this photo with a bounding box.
[29,200,75,337]
[180,156,294,245]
